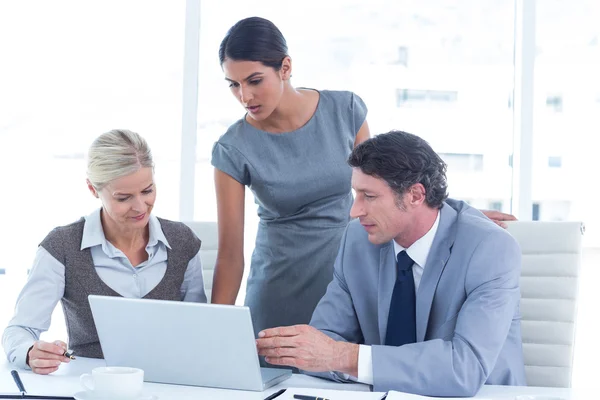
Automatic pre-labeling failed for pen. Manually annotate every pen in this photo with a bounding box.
[10,370,26,394]
[264,388,286,400]
[293,395,330,400]
[6,370,75,399]
[63,349,76,360]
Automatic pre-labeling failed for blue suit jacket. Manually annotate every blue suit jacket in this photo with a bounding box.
[309,199,526,396]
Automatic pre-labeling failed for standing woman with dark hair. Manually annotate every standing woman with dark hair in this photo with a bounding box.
[211,17,370,338]
[210,17,514,340]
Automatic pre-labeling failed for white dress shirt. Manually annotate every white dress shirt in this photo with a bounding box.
[2,209,206,369]
[354,211,440,384]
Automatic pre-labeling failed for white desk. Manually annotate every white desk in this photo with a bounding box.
[0,358,578,399]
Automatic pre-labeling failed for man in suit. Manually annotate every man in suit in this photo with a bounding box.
[256,130,526,397]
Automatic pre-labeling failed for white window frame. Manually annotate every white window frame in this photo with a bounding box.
[179,0,202,221]
[511,0,536,220]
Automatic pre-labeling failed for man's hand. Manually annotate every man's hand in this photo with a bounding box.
[256,325,359,376]
[480,210,517,229]
[27,340,70,375]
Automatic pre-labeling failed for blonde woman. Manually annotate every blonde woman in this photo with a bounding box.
[2,129,206,374]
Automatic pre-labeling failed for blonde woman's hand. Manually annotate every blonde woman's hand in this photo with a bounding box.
[26,340,70,375]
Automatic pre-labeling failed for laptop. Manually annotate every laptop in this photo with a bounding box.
[88,295,292,391]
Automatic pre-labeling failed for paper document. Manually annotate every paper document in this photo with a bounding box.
[281,387,386,399]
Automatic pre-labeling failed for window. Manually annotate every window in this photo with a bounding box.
[489,201,504,212]
[0,0,185,339]
[396,89,458,106]
[395,46,409,66]
[439,153,484,172]
[532,203,540,221]
[548,156,562,168]
[535,200,570,221]
[545,94,563,112]
[535,0,600,388]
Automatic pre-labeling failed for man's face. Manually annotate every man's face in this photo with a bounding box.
[350,168,415,245]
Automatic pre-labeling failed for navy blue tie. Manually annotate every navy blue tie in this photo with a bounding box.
[385,250,416,346]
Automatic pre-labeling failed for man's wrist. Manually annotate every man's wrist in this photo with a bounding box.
[333,342,359,377]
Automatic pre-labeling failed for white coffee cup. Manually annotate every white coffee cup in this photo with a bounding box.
[80,366,144,399]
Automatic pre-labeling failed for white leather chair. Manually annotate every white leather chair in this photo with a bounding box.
[506,221,585,388]
[184,221,218,303]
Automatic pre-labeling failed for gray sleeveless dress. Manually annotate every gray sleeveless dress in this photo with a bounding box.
[211,89,367,337]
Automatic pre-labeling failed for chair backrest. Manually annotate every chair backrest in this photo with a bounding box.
[505,221,584,388]
[183,221,218,302]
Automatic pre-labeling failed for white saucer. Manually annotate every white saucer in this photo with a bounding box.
[73,391,158,400]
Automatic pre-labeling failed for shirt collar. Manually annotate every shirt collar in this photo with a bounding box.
[81,208,105,250]
[80,208,171,250]
[147,212,171,249]
[393,210,440,268]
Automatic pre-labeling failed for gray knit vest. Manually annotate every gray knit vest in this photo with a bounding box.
[39,217,201,359]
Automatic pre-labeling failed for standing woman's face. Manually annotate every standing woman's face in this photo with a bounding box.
[222,57,291,122]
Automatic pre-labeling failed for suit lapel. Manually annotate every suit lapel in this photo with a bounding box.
[415,203,458,342]
[377,242,396,344]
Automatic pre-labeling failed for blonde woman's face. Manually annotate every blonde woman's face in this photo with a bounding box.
[89,167,156,230]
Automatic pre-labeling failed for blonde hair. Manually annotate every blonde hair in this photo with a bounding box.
[87,129,154,190]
